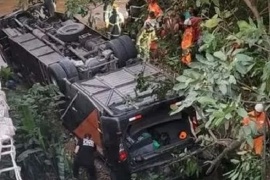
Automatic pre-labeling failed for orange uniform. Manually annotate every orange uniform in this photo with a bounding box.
[181,26,194,65]
[190,17,203,43]
[148,2,163,18]
[242,111,269,155]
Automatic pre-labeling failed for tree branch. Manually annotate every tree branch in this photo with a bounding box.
[204,139,245,175]
[164,143,216,168]
[242,0,260,22]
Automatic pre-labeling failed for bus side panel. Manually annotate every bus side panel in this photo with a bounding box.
[73,109,103,149]
[100,116,120,164]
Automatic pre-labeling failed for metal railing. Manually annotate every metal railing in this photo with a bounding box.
[0,83,22,179]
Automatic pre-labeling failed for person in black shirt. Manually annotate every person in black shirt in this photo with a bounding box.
[73,134,97,180]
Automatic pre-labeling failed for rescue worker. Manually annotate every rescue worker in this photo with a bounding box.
[73,134,96,180]
[190,9,203,45]
[144,11,159,59]
[103,0,115,24]
[143,11,159,31]
[184,5,194,20]
[147,0,163,18]
[181,18,194,65]
[242,104,270,155]
[106,3,125,39]
[44,0,56,17]
[136,18,158,61]
[179,14,186,32]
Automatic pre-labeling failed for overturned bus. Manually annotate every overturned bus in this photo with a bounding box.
[0,3,205,180]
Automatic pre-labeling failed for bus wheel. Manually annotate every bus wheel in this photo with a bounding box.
[59,59,79,82]
[56,23,85,42]
[118,35,138,59]
[106,39,129,68]
[48,62,67,93]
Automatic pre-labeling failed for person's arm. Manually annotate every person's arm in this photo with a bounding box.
[104,4,112,28]
[74,138,81,154]
[74,145,80,154]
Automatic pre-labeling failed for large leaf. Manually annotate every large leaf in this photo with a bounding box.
[228,75,237,84]
[19,105,36,133]
[211,0,219,6]
[183,69,202,79]
[261,61,270,80]
[17,148,43,162]
[204,17,222,29]
[237,20,254,32]
[214,51,227,61]
[170,93,198,115]
[176,75,189,82]
[206,53,215,61]
[218,84,227,95]
[242,126,251,135]
[249,121,258,135]
[233,54,254,75]
[222,10,233,19]
[202,33,215,44]
[197,96,216,106]
[236,107,248,117]
[246,136,253,148]
[230,159,240,164]
[173,83,188,91]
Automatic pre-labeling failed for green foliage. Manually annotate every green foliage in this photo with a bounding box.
[0,67,12,84]
[224,153,262,180]
[135,70,175,100]
[203,14,222,29]
[6,84,73,180]
[171,2,270,179]
[65,0,90,18]
[65,0,102,18]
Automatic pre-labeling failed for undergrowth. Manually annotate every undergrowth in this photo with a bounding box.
[4,83,73,180]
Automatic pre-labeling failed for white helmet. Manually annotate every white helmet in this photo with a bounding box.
[184,18,192,26]
[255,103,264,112]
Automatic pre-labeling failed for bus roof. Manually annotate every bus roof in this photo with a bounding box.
[73,62,169,116]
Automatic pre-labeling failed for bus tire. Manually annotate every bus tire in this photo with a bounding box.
[106,39,129,68]
[48,63,67,93]
[118,35,137,59]
[44,0,56,17]
[59,59,79,81]
[56,23,85,42]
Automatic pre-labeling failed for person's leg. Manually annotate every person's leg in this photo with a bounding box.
[254,136,264,155]
[86,163,97,180]
[73,160,80,178]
